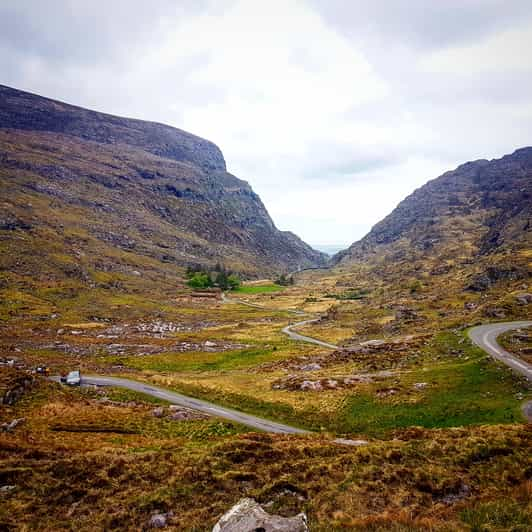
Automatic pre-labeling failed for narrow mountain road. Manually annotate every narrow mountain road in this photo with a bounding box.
[52,318,532,433]
[468,321,532,380]
[51,375,309,434]
[282,319,339,350]
[222,292,335,346]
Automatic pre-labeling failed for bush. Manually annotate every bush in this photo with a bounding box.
[275,274,294,286]
[187,272,212,289]
[227,274,241,290]
[186,266,240,291]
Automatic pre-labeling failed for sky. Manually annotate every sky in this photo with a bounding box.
[1,1,532,249]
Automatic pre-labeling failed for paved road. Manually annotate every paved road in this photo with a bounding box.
[222,293,306,316]
[50,320,532,434]
[468,321,532,381]
[54,375,309,435]
[51,375,370,443]
[282,319,339,350]
[223,293,336,347]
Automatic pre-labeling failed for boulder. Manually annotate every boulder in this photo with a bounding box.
[516,293,532,305]
[1,418,25,432]
[359,339,386,347]
[148,512,172,529]
[299,363,321,371]
[152,407,165,418]
[395,307,419,321]
[466,266,527,292]
[484,307,507,319]
[300,380,322,391]
[212,498,308,532]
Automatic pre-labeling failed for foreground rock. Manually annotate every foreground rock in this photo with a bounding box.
[212,498,308,532]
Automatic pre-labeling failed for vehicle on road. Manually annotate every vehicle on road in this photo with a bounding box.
[65,370,81,386]
[35,366,50,376]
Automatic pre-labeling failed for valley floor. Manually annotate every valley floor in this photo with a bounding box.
[1,266,531,530]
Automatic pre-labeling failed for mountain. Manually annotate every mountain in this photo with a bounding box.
[0,84,327,282]
[333,148,532,273]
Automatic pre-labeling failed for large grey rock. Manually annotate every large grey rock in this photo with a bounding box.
[212,498,308,532]
[148,512,172,529]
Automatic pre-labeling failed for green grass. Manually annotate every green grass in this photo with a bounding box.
[146,330,531,437]
[116,346,286,373]
[235,284,284,294]
[460,500,532,531]
[337,332,530,436]
[102,387,169,405]
[163,380,321,432]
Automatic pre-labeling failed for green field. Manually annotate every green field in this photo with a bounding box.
[235,284,284,294]
[137,331,531,436]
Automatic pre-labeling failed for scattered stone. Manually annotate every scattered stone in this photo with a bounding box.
[169,409,208,421]
[430,264,452,276]
[299,363,321,371]
[152,407,165,418]
[395,307,419,321]
[333,438,368,446]
[212,498,308,532]
[148,512,173,529]
[273,370,396,391]
[516,293,532,305]
[300,380,323,391]
[204,340,217,347]
[0,485,16,494]
[483,307,506,319]
[1,418,25,432]
[359,339,386,347]
[375,387,400,398]
[440,483,470,504]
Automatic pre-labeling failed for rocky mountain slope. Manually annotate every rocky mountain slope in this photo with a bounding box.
[0,84,327,283]
[333,148,532,272]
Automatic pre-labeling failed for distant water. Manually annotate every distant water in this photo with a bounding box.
[312,244,348,256]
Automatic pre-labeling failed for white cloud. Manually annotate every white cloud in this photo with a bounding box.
[421,22,532,74]
[1,0,532,247]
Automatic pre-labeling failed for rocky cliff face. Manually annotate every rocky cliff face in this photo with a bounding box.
[333,148,532,266]
[0,85,327,278]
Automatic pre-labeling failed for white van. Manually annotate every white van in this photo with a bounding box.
[66,370,81,386]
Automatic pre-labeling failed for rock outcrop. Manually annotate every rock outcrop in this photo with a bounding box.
[0,84,327,277]
[212,498,308,532]
[333,148,532,266]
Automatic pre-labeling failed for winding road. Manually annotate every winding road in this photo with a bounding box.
[54,313,532,432]
[282,318,339,350]
[51,375,309,434]
[468,321,532,380]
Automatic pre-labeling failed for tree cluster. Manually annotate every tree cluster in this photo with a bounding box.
[275,274,295,286]
[186,263,241,291]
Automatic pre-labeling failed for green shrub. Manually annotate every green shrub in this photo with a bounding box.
[187,272,212,289]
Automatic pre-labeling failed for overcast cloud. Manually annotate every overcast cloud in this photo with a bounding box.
[1,0,532,248]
